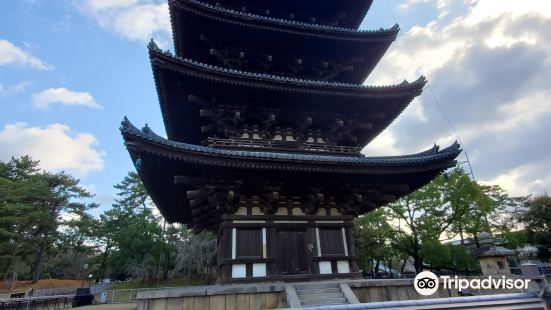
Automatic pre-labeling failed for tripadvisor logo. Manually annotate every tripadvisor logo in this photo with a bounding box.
[414,271,439,296]
[413,271,532,296]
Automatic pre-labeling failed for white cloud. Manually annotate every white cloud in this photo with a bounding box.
[364,0,551,195]
[362,131,403,156]
[81,183,97,194]
[0,81,31,96]
[0,123,106,177]
[0,39,53,70]
[79,0,171,45]
[32,87,102,109]
[85,0,139,11]
[480,156,551,196]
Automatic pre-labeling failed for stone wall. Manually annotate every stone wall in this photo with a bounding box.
[137,278,538,310]
[137,283,288,310]
[138,292,286,310]
[349,279,457,303]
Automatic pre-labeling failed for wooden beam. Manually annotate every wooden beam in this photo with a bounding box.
[365,112,386,120]
[187,190,208,200]
[190,198,206,209]
[199,109,215,118]
[193,212,209,225]
[174,176,206,185]
[188,94,212,106]
[191,207,206,217]
[356,122,373,130]
[379,195,396,202]
[201,125,212,133]
[378,184,410,192]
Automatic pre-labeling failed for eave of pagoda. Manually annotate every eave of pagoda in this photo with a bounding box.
[190,0,374,29]
[148,46,426,149]
[120,117,461,229]
[169,0,398,83]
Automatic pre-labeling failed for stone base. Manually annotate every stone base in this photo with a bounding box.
[137,278,449,310]
[137,283,286,310]
[137,277,544,310]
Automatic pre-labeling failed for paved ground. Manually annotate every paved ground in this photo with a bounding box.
[78,303,136,310]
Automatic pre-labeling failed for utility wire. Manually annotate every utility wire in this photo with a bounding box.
[383,0,476,181]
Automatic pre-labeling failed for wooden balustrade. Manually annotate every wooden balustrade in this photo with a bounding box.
[207,138,360,155]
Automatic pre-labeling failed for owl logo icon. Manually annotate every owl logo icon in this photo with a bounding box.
[414,271,439,296]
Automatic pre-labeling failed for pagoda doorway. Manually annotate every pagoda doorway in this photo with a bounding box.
[277,230,309,276]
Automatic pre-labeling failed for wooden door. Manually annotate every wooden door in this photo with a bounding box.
[277,230,307,275]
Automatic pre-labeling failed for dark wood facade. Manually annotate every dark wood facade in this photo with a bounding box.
[120,0,461,284]
[217,215,360,283]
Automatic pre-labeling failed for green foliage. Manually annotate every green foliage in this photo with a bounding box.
[520,194,551,260]
[169,232,217,282]
[1,158,217,286]
[98,171,216,284]
[354,167,527,274]
[354,208,400,273]
[421,241,479,273]
[1,155,541,285]
[0,156,94,283]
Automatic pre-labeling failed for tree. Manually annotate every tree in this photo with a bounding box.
[386,176,449,272]
[354,208,397,275]
[386,168,493,273]
[101,172,182,283]
[481,185,528,243]
[169,231,217,282]
[0,156,46,281]
[45,211,100,279]
[28,172,93,283]
[0,156,94,283]
[519,194,551,260]
[443,168,492,244]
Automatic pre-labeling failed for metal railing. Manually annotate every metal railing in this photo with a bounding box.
[31,286,79,297]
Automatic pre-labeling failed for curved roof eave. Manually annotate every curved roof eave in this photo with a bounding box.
[174,0,375,29]
[148,43,427,97]
[170,0,399,39]
[121,117,462,170]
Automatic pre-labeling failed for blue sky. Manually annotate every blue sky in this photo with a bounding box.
[1,0,550,214]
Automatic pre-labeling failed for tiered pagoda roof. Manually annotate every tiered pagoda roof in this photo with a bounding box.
[169,0,397,83]
[186,0,374,28]
[148,43,426,150]
[120,0,461,230]
[121,118,460,229]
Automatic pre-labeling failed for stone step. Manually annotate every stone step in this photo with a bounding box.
[300,297,348,307]
[294,283,340,290]
[298,292,344,301]
[296,287,342,295]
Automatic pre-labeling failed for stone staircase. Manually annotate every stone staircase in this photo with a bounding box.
[285,282,359,308]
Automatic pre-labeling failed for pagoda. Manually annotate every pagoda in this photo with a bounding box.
[120,0,461,284]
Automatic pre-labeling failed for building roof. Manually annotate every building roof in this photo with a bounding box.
[169,0,398,83]
[122,117,460,169]
[186,0,374,29]
[148,44,426,147]
[474,246,515,258]
[120,117,461,225]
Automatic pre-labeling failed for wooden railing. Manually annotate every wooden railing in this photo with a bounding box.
[207,138,360,155]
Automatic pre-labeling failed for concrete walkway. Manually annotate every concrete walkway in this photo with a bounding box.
[77,303,137,310]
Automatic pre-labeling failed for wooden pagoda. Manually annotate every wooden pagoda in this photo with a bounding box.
[120,0,461,284]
